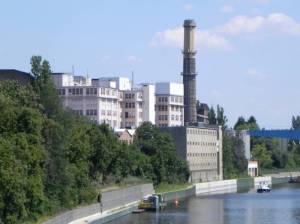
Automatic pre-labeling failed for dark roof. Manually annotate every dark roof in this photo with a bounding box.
[0,69,31,76]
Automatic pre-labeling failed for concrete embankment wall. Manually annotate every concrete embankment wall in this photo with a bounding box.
[194,176,291,196]
[195,179,237,195]
[254,176,272,188]
[43,184,154,224]
[161,186,195,202]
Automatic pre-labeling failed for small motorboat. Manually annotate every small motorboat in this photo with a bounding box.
[257,182,271,193]
[138,194,166,211]
[289,176,300,183]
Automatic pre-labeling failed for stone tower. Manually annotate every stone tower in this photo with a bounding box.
[182,19,197,125]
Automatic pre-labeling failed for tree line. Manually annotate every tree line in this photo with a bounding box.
[0,56,189,224]
[206,105,300,178]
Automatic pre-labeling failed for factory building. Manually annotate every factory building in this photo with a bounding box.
[161,125,223,182]
[155,82,184,127]
[52,73,156,129]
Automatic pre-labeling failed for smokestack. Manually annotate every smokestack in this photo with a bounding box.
[182,19,197,125]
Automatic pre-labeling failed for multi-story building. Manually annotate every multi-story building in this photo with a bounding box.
[52,73,155,129]
[161,125,223,183]
[122,84,155,128]
[52,73,123,128]
[155,82,184,127]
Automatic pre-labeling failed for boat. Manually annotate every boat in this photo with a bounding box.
[138,194,166,211]
[288,176,300,183]
[257,182,271,193]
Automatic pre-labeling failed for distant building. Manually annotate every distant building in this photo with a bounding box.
[248,160,258,177]
[114,128,135,144]
[155,82,184,127]
[161,125,223,183]
[0,69,33,85]
[122,83,155,128]
[238,130,251,160]
[197,102,209,124]
[52,73,123,128]
[98,77,132,91]
[52,73,156,129]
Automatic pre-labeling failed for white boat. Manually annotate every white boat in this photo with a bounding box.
[257,182,271,193]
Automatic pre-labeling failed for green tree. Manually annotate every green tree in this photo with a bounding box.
[134,122,189,185]
[216,105,227,129]
[252,144,273,168]
[208,107,217,125]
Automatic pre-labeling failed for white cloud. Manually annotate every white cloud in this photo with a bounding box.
[184,4,193,12]
[150,13,300,51]
[217,13,300,36]
[246,68,267,80]
[150,27,232,51]
[127,55,142,64]
[220,5,235,13]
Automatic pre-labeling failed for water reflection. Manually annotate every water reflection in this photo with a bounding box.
[106,184,300,224]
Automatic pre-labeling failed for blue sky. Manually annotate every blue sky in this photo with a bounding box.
[1,0,299,128]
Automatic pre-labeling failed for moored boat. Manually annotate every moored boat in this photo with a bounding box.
[257,182,271,193]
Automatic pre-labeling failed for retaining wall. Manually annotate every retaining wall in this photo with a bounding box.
[161,186,195,202]
[195,179,237,195]
[43,184,154,224]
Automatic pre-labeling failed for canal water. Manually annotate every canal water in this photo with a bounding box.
[107,183,300,224]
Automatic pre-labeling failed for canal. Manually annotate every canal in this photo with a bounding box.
[106,183,300,224]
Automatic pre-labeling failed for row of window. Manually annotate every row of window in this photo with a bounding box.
[72,109,97,116]
[125,111,136,119]
[86,109,97,116]
[58,88,117,96]
[171,105,183,112]
[86,88,97,95]
[158,97,168,103]
[158,115,168,121]
[189,162,217,167]
[187,141,218,147]
[187,128,216,136]
[171,115,183,121]
[170,96,183,103]
[156,105,168,111]
[187,152,218,158]
[125,102,138,109]
[101,110,118,116]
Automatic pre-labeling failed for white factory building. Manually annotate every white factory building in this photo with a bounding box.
[52,73,182,129]
[155,82,184,127]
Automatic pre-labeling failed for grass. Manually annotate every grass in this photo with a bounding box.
[259,168,300,175]
[155,182,193,194]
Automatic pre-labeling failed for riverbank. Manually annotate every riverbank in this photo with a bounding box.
[42,184,154,224]
[43,172,300,224]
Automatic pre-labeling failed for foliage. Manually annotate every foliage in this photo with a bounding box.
[234,116,259,131]
[0,56,190,223]
[208,107,217,125]
[252,144,273,168]
[222,131,248,179]
[208,105,248,179]
[134,122,190,185]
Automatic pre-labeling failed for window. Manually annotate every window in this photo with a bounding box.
[58,89,65,95]
[125,112,129,118]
